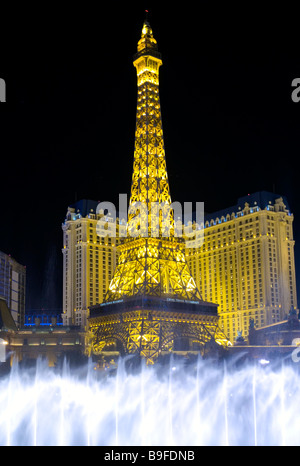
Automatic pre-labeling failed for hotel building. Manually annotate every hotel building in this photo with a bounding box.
[62,200,125,327]
[185,191,297,343]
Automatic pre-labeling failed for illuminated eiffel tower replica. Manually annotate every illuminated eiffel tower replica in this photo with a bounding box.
[89,18,230,364]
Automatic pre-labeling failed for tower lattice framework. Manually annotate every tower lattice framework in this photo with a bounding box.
[89,19,230,364]
[105,20,200,303]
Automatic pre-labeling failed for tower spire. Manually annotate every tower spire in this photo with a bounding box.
[129,18,171,238]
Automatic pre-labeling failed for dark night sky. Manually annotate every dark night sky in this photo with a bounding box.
[1,2,300,309]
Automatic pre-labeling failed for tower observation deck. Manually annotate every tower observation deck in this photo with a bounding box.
[89,18,230,364]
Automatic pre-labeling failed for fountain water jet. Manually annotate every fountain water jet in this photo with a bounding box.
[1,357,300,446]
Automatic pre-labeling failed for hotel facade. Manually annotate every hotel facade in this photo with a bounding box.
[62,191,297,344]
[62,200,125,327]
[185,191,297,343]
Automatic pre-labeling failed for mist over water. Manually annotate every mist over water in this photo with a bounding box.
[1,356,300,446]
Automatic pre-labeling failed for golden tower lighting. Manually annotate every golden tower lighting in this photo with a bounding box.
[106,19,200,302]
[89,18,230,364]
